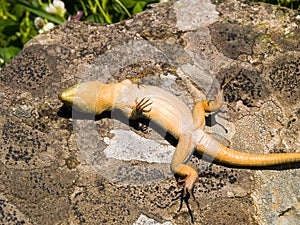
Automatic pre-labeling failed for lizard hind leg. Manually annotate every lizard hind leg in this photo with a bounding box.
[171,134,198,196]
[170,134,199,222]
[173,165,199,223]
[174,164,198,193]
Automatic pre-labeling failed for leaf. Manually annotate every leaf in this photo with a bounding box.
[13,3,25,19]
[17,1,65,24]
[0,46,21,64]
[2,24,20,36]
[133,1,147,14]
[86,14,106,23]
[114,0,131,17]
[0,18,17,32]
[119,0,137,8]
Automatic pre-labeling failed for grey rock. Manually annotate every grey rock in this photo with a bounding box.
[0,0,299,224]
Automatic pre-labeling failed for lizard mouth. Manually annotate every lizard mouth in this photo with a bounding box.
[58,92,64,101]
[58,91,75,107]
[58,83,80,105]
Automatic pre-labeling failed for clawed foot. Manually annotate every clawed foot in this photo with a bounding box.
[130,97,152,120]
[174,187,195,223]
[173,175,199,223]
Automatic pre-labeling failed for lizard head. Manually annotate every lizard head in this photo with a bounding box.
[58,81,108,115]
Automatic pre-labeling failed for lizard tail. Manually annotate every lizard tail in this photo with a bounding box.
[196,132,300,167]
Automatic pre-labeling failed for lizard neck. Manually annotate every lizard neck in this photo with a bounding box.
[95,80,132,114]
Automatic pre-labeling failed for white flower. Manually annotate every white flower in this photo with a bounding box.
[45,4,57,14]
[34,17,45,29]
[39,22,55,33]
[53,0,66,14]
[45,0,66,17]
[53,0,65,10]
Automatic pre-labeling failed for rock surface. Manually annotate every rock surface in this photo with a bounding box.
[0,0,299,224]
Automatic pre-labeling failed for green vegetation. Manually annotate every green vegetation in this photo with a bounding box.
[0,0,159,67]
[0,0,299,67]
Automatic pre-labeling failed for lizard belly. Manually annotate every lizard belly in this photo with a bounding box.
[115,84,194,138]
[143,98,190,137]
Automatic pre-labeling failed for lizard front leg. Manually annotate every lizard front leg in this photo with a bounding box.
[129,97,153,132]
[192,88,223,129]
[130,97,152,120]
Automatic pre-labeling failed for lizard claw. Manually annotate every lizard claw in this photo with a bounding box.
[174,173,199,223]
[131,97,152,119]
[173,185,196,223]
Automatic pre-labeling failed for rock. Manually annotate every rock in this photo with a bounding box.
[0,0,299,224]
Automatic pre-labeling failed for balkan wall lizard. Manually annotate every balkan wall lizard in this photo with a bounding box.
[58,79,300,220]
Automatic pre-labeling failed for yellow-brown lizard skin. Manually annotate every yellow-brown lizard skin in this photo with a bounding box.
[58,79,300,216]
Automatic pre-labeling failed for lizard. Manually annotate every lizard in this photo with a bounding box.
[58,78,300,221]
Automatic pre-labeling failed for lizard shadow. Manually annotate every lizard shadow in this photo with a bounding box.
[58,103,195,220]
[58,104,177,146]
[57,103,300,223]
[57,104,300,171]
[205,112,227,132]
